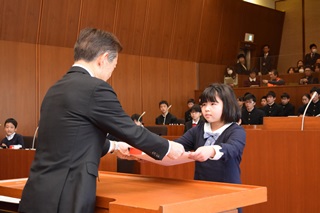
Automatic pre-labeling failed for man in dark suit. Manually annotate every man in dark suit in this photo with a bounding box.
[18,28,184,213]
[304,43,320,69]
[260,44,273,75]
[235,53,249,75]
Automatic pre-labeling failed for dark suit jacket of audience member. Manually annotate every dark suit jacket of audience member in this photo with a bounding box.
[241,108,265,125]
[281,103,295,116]
[260,55,273,75]
[155,112,178,125]
[184,109,192,123]
[263,103,283,116]
[184,119,205,133]
[1,133,25,148]
[304,53,320,68]
[306,100,320,116]
[300,75,319,85]
[235,63,249,75]
[243,78,260,87]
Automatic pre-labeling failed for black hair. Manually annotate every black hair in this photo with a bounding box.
[261,96,267,100]
[270,69,279,76]
[310,87,320,94]
[310,43,317,49]
[266,91,276,98]
[243,94,256,102]
[302,93,311,100]
[199,83,241,123]
[281,93,290,99]
[159,100,169,107]
[187,98,195,104]
[131,114,141,122]
[4,118,18,128]
[190,104,201,113]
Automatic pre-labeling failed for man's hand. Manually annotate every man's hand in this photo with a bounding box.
[167,141,185,159]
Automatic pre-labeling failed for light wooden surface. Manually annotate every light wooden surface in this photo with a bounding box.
[0,171,266,213]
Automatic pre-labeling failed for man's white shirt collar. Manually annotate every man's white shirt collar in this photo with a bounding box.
[73,64,94,77]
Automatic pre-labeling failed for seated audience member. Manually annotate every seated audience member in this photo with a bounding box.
[243,69,260,87]
[259,96,267,110]
[184,104,204,133]
[287,67,296,74]
[235,54,249,75]
[263,91,283,116]
[223,66,238,87]
[280,93,295,116]
[184,98,195,123]
[297,94,311,116]
[155,100,178,125]
[305,87,320,116]
[295,60,304,73]
[299,66,319,85]
[262,69,285,87]
[237,96,245,110]
[304,43,320,69]
[1,118,24,149]
[131,113,144,127]
[241,94,265,125]
[314,63,320,72]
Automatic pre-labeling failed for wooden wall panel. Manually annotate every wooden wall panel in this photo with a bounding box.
[168,60,197,119]
[304,0,320,53]
[198,63,226,90]
[197,0,224,63]
[141,0,176,59]
[39,0,80,47]
[0,41,36,135]
[141,57,170,125]
[79,0,117,32]
[0,0,41,43]
[169,0,203,61]
[39,45,74,110]
[114,0,148,55]
[111,54,142,116]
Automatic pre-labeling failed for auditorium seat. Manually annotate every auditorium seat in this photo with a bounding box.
[23,136,37,149]
[144,126,168,136]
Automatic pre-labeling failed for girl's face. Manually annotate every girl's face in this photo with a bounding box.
[302,96,309,105]
[201,96,224,130]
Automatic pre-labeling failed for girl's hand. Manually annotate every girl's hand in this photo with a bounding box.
[188,146,215,162]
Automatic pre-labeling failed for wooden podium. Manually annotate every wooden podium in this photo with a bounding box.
[0,171,266,213]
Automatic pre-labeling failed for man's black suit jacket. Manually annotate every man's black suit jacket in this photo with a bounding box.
[19,66,169,213]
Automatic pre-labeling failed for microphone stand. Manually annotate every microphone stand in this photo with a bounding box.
[31,126,39,150]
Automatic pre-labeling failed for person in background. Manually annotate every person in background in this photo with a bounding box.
[235,54,249,75]
[262,69,285,87]
[184,98,195,123]
[304,43,320,69]
[299,66,319,85]
[306,87,320,116]
[243,69,260,87]
[237,96,245,110]
[19,28,184,213]
[260,96,267,110]
[260,44,273,75]
[155,100,178,125]
[174,83,245,213]
[287,67,296,74]
[295,60,304,73]
[184,104,204,133]
[1,118,24,149]
[131,113,144,127]
[223,66,238,87]
[263,91,283,116]
[280,93,295,116]
[297,93,311,116]
[241,94,265,125]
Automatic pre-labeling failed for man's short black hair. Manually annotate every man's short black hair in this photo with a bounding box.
[310,43,317,49]
[281,93,290,99]
[4,118,18,128]
[187,98,195,104]
[243,94,256,102]
[159,100,169,107]
[190,104,201,113]
[266,91,276,98]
